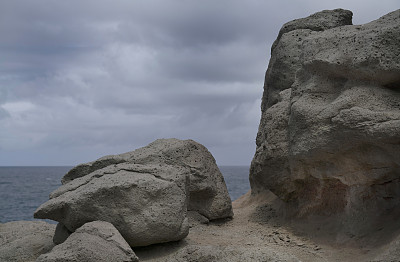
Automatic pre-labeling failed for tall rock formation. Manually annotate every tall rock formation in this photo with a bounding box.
[250,8,400,231]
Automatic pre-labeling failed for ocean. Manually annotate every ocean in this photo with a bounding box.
[0,166,250,223]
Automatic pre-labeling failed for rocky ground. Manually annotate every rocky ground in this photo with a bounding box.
[134,191,400,262]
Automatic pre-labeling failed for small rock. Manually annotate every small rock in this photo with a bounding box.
[36,221,138,262]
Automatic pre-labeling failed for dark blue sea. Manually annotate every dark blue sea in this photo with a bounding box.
[0,166,250,223]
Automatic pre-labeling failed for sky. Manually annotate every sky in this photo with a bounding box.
[0,1,399,166]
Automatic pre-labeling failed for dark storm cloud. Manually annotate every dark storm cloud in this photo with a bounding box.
[0,0,398,165]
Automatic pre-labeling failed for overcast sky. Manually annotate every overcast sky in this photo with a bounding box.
[0,1,398,166]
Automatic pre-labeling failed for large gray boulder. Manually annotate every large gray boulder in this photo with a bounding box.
[36,221,138,262]
[35,162,190,247]
[35,139,232,247]
[250,8,400,231]
[0,221,55,262]
[61,138,233,220]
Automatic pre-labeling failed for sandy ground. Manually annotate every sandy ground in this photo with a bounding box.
[134,191,400,261]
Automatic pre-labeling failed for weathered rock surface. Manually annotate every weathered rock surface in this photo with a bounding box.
[36,221,138,262]
[35,162,190,247]
[0,221,55,262]
[34,138,232,247]
[250,8,400,231]
[62,138,232,220]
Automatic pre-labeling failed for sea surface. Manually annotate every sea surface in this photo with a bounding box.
[0,166,250,223]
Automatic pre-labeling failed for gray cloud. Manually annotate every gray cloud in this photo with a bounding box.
[0,0,398,165]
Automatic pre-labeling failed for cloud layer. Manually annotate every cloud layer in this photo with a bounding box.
[0,0,398,165]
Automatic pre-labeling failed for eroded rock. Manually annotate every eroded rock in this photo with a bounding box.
[35,163,190,247]
[250,8,400,231]
[62,138,233,220]
[35,138,232,247]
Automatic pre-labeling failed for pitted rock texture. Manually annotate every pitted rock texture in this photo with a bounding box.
[264,9,353,110]
[250,8,400,229]
[35,139,232,247]
[35,162,190,247]
[61,138,233,220]
[36,221,138,262]
[0,221,55,262]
